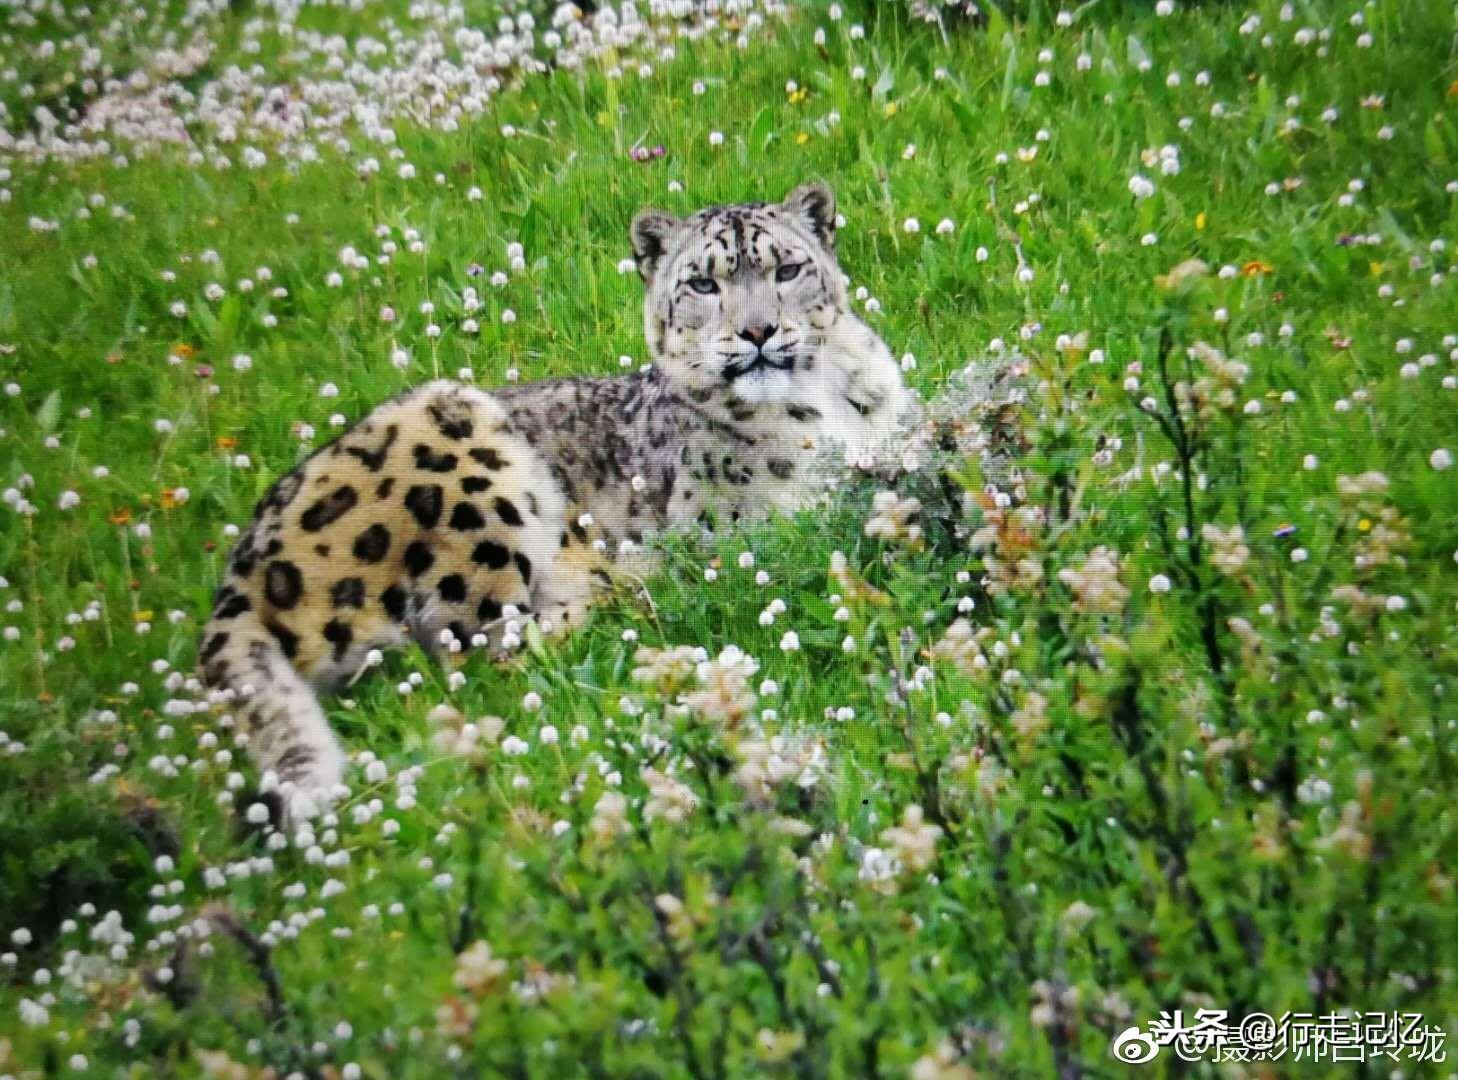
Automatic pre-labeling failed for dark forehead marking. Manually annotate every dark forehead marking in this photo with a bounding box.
[746,221,782,265]
[682,204,801,277]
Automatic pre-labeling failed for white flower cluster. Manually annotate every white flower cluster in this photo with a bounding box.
[2,0,787,170]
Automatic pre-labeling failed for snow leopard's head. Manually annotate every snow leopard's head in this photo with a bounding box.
[630,182,853,407]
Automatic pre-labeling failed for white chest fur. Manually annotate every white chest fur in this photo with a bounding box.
[714,314,919,516]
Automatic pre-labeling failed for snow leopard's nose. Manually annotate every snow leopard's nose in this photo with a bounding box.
[737,324,777,349]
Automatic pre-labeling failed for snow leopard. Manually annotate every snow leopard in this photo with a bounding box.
[198,181,918,821]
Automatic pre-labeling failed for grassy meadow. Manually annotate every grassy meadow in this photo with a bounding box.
[2,0,1458,1074]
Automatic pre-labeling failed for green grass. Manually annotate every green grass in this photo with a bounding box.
[3,0,1458,1074]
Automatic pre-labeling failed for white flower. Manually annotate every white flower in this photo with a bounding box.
[1431,448,1453,471]
[1296,777,1332,805]
[1149,574,1172,594]
[1128,175,1156,200]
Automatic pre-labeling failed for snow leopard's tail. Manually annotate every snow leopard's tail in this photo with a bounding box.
[199,600,345,822]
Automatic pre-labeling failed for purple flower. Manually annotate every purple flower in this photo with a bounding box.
[467,262,484,277]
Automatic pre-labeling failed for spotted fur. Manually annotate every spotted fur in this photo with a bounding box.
[200,182,917,821]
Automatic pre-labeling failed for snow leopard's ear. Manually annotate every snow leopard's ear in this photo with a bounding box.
[780,181,837,250]
[630,208,681,285]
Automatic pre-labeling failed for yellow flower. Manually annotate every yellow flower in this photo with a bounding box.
[787,87,808,104]
[883,102,898,118]
[216,436,238,450]
[1195,211,1207,231]
[795,132,810,146]
[134,610,153,623]
[1357,518,1372,532]
[1241,259,1274,277]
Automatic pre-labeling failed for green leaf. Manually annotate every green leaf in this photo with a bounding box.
[524,616,547,659]
[192,301,219,340]
[1425,116,1448,168]
[216,294,240,345]
[1000,44,1019,109]
[949,98,978,140]
[872,66,895,104]
[1126,34,1150,72]
[520,200,543,254]
[35,389,61,432]
[1376,207,1417,256]
[984,0,1008,42]
[749,105,775,152]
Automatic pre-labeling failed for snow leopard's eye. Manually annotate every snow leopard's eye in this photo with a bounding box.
[687,277,719,295]
[775,262,803,283]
